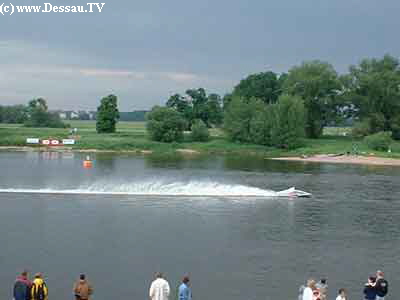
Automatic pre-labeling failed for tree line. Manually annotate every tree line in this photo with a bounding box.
[0,99,67,128]
[146,54,400,148]
[2,54,400,149]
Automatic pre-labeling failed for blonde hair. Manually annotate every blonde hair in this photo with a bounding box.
[307,279,316,289]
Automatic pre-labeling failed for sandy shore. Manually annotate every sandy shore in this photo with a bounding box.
[271,154,400,166]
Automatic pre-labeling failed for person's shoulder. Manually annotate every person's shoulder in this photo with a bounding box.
[162,278,170,285]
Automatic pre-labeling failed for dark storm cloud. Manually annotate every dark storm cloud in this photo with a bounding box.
[1,0,399,109]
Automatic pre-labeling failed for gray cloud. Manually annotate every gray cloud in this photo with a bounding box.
[1,0,400,109]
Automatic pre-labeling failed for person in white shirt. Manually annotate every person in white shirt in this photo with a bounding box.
[336,288,347,300]
[149,272,170,300]
[303,279,316,300]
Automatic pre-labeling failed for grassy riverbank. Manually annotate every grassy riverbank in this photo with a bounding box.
[1,121,400,159]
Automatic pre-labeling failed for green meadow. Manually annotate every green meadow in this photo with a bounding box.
[1,121,400,158]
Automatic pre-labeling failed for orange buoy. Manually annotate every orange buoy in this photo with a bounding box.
[83,156,93,168]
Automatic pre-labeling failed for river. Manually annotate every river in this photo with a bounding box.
[0,151,399,300]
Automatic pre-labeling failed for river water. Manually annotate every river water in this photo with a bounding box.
[0,151,399,300]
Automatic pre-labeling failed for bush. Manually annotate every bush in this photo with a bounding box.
[0,105,27,124]
[24,98,67,128]
[369,113,386,133]
[146,106,186,142]
[271,94,306,149]
[390,115,400,140]
[352,120,371,137]
[223,95,306,149]
[191,119,209,142]
[24,112,67,128]
[249,106,273,146]
[364,131,393,151]
[223,97,265,143]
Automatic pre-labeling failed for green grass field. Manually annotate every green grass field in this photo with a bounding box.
[1,121,400,158]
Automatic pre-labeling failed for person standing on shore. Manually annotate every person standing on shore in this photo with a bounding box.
[302,279,316,300]
[375,270,388,300]
[73,274,93,300]
[13,270,32,300]
[178,276,192,300]
[335,288,347,300]
[316,278,328,300]
[363,276,377,300]
[298,281,306,300]
[149,272,170,300]
[31,273,48,300]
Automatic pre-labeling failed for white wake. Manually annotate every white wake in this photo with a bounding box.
[0,180,278,197]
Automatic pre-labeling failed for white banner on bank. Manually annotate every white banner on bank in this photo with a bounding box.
[62,139,75,145]
[26,138,40,144]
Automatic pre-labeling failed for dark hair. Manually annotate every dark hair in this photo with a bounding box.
[155,272,163,279]
[21,271,28,277]
[80,274,86,280]
[369,276,376,283]
[338,288,346,294]
[320,279,327,284]
[182,276,190,284]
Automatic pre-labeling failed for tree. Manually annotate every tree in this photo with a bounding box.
[206,93,223,126]
[223,97,265,143]
[343,55,400,139]
[271,94,306,149]
[190,119,210,142]
[0,105,27,123]
[232,71,283,104]
[96,94,119,133]
[222,93,233,111]
[24,98,66,128]
[166,93,193,129]
[186,88,210,126]
[166,88,223,128]
[223,95,306,149]
[146,106,186,142]
[248,104,273,145]
[283,61,341,138]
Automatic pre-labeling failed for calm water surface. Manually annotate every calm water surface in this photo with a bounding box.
[0,151,399,300]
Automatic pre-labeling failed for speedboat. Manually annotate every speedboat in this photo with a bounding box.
[276,187,311,198]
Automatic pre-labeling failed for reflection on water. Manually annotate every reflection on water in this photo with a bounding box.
[0,151,400,300]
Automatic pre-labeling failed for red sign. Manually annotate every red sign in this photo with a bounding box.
[41,139,63,146]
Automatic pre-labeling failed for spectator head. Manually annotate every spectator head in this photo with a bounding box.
[377,270,384,278]
[80,274,86,280]
[320,278,327,284]
[21,270,28,278]
[34,273,42,279]
[155,272,163,279]
[182,276,190,284]
[307,279,316,289]
[338,288,346,296]
[368,276,376,284]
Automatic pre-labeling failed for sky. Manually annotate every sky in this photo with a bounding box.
[0,0,399,110]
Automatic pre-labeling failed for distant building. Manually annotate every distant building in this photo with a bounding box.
[52,110,96,120]
[70,111,79,119]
